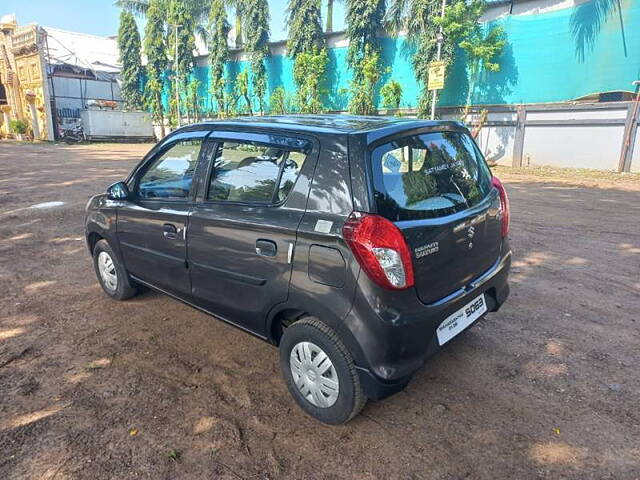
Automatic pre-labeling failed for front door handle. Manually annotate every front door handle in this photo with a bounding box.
[255,239,277,257]
[163,223,178,240]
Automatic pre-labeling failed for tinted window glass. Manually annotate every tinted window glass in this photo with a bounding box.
[371,131,492,220]
[208,142,304,204]
[278,151,305,202]
[138,139,202,199]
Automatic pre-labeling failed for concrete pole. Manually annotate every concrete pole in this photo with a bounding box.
[430,0,447,120]
[618,80,640,172]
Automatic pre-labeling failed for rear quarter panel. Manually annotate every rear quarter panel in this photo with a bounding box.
[282,134,366,360]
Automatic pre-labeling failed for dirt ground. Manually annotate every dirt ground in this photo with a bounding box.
[0,142,639,480]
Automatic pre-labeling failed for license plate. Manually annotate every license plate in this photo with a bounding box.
[436,294,487,346]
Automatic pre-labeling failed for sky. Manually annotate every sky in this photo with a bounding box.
[2,0,346,41]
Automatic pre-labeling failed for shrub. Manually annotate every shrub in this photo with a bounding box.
[10,119,28,135]
[380,79,403,114]
[293,48,328,114]
[269,86,287,114]
[347,45,382,116]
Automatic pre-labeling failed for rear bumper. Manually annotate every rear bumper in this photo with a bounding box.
[347,248,511,400]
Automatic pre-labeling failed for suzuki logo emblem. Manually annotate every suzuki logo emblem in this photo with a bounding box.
[467,226,476,239]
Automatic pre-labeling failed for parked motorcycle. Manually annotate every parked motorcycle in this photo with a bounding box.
[59,122,85,144]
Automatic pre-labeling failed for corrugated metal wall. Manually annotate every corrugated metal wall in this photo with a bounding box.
[52,76,122,114]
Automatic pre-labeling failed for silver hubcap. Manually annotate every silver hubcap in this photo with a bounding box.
[290,341,339,408]
[97,251,118,291]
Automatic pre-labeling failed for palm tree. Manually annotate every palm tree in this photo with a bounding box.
[326,0,336,32]
[115,0,212,39]
[115,0,210,19]
[231,0,246,47]
[116,0,245,47]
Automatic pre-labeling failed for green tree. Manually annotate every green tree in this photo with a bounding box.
[186,77,202,120]
[286,0,325,58]
[235,69,253,115]
[386,0,501,118]
[434,0,505,120]
[207,0,230,117]
[231,0,246,47]
[143,0,167,137]
[347,45,382,115]
[345,0,385,69]
[168,0,196,121]
[244,0,270,114]
[287,0,326,112]
[458,25,506,121]
[269,86,288,114]
[435,0,484,41]
[116,0,211,18]
[345,0,386,114]
[293,48,328,113]
[385,0,451,117]
[380,79,403,113]
[117,10,144,109]
[116,0,211,39]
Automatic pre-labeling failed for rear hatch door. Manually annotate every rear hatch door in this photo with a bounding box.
[369,129,502,304]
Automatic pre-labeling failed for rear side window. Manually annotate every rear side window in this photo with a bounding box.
[370,131,492,220]
[207,141,305,204]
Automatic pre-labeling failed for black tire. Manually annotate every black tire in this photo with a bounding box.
[92,239,137,301]
[279,317,366,425]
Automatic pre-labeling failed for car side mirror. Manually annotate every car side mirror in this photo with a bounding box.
[106,181,130,200]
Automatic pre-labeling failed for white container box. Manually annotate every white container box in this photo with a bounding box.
[80,110,154,141]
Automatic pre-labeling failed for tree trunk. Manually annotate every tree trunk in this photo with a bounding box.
[462,63,478,124]
[235,9,243,47]
[326,0,334,32]
[244,94,253,116]
[157,92,166,138]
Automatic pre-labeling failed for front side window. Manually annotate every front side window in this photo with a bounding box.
[371,131,492,220]
[207,141,306,204]
[138,139,202,200]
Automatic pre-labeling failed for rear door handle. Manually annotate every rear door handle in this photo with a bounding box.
[163,223,178,240]
[255,239,277,257]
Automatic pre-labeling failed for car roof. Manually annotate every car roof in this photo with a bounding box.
[189,114,466,137]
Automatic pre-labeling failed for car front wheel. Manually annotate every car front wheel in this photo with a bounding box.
[279,317,366,424]
[92,239,137,301]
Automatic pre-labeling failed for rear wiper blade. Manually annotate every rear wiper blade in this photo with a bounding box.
[448,176,469,208]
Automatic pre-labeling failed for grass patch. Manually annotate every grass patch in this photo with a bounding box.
[493,165,640,189]
[167,449,182,462]
[85,357,112,370]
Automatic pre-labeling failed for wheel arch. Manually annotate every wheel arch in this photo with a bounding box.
[86,230,104,254]
[266,301,368,369]
[85,220,128,278]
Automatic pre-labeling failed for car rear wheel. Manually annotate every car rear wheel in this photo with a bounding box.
[279,317,366,424]
[92,239,137,301]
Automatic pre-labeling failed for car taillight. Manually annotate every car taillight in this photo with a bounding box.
[491,176,510,237]
[342,212,414,290]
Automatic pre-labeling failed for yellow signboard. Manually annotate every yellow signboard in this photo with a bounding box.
[427,61,446,91]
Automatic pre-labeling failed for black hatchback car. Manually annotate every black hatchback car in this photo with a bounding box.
[86,115,511,424]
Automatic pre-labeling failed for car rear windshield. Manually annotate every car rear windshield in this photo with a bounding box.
[370,131,493,221]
